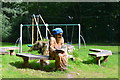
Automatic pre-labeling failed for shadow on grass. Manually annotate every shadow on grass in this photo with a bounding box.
[82,57,105,65]
[9,61,56,72]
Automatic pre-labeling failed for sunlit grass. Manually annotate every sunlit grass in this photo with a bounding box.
[1,42,119,78]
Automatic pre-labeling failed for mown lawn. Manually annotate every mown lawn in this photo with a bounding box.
[0,42,119,79]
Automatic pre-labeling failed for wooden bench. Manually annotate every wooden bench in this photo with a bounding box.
[88,49,112,66]
[16,53,74,70]
[0,47,19,55]
[16,53,50,70]
[0,49,9,55]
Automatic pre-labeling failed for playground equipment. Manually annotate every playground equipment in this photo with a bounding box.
[31,14,51,44]
[19,14,86,53]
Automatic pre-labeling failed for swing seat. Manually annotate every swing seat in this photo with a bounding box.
[28,45,33,47]
[68,42,72,44]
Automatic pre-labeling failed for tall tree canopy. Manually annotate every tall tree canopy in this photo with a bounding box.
[1,2,120,43]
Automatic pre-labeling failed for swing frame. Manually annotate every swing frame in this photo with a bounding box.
[19,24,81,53]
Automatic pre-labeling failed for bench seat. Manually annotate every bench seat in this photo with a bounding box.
[88,49,112,66]
[16,53,50,60]
[0,47,19,55]
[16,53,74,70]
[89,51,112,57]
[0,49,9,55]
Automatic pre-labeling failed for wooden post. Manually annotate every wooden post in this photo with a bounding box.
[23,57,29,67]
[96,57,101,66]
[10,50,14,56]
[104,56,108,62]
[40,60,44,70]
[33,14,43,40]
[32,16,34,45]
[39,14,52,36]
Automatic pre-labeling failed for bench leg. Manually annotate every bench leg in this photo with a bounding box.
[40,60,44,70]
[10,50,14,56]
[104,56,108,62]
[96,57,101,66]
[23,57,29,66]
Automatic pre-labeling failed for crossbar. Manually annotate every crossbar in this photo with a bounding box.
[19,23,81,52]
[22,24,79,27]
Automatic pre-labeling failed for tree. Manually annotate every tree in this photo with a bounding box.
[2,2,28,42]
[1,2,120,43]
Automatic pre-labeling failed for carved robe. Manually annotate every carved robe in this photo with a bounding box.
[49,36,68,70]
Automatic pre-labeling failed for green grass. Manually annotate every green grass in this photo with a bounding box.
[0,42,119,78]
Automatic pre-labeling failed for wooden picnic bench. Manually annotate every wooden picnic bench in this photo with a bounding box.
[88,49,112,66]
[16,53,74,70]
[16,53,50,70]
[0,47,19,55]
[0,49,9,55]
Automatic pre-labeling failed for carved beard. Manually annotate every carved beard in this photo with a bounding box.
[55,34,62,40]
[57,36,62,38]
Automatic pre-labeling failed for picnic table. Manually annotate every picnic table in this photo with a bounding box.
[0,47,19,55]
[0,49,9,55]
[88,49,112,66]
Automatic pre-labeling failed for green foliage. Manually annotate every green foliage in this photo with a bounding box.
[2,2,28,42]
[1,2,120,43]
[1,14,11,40]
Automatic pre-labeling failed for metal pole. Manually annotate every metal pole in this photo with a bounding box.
[20,24,23,53]
[45,24,48,39]
[39,14,52,36]
[80,35,86,48]
[37,16,39,41]
[78,24,81,49]
[33,14,43,40]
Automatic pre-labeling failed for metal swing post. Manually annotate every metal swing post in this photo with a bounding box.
[20,24,23,53]
[45,24,48,39]
[78,24,81,49]
[36,15,39,41]
[39,14,52,37]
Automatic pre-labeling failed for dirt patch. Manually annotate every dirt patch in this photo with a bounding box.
[67,71,80,78]
[67,74,74,78]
